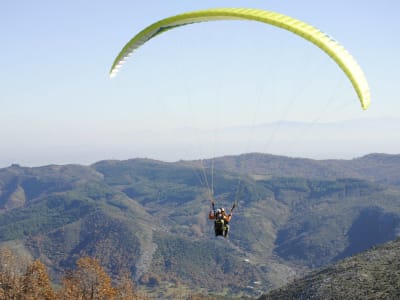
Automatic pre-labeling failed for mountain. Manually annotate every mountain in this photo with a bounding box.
[0,153,399,298]
[259,237,400,299]
[204,152,400,185]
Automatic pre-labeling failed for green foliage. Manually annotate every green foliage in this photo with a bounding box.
[150,232,267,295]
[0,194,96,240]
[0,153,399,299]
[260,238,400,300]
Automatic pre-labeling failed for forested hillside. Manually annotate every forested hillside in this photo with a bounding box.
[0,153,399,298]
[259,237,400,299]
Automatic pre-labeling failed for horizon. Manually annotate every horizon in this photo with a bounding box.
[2,149,398,170]
[1,117,399,168]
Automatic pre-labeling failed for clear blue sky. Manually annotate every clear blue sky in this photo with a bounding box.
[1,0,399,167]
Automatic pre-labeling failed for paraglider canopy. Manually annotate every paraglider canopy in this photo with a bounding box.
[109,7,370,110]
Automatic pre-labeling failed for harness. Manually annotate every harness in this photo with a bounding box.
[214,214,226,235]
[214,214,224,228]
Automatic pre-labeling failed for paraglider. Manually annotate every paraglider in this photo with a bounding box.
[109,7,371,110]
[109,8,372,238]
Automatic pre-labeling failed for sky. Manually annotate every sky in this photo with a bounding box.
[1,0,399,167]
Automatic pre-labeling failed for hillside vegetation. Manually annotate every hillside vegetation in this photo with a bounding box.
[0,153,399,298]
[260,237,400,299]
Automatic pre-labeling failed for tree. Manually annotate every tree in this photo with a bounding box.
[115,272,143,300]
[0,246,26,300]
[21,259,55,300]
[58,257,116,300]
[0,247,149,300]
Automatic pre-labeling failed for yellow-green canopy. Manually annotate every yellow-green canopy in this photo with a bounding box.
[110,8,370,110]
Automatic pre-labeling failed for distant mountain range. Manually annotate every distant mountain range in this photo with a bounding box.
[2,117,399,167]
[0,153,399,298]
[132,117,400,160]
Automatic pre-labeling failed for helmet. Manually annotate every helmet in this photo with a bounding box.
[220,207,225,213]
[216,209,221,214]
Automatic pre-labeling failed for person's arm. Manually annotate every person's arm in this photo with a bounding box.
[208,210,215,220]
[225,213,232,222]
[208,201,215,219]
